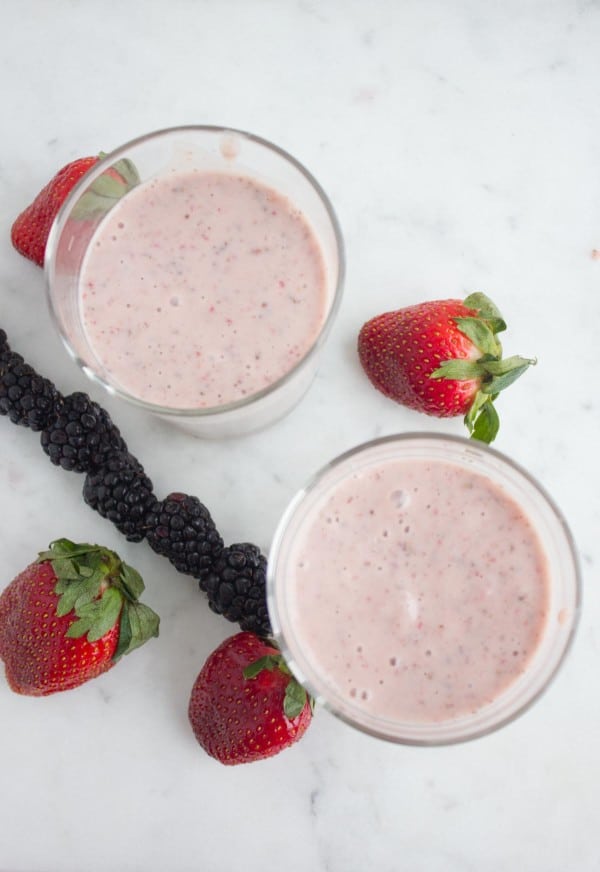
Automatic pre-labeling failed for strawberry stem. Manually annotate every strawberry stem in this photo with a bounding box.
[465,393,500,443]
[71,158,140,221]
[283,679,309,719]
[38,539,159,659]
[463,291,506,333]
[431,292,536,444]
[242,650,312,719]
[242,654,283,678]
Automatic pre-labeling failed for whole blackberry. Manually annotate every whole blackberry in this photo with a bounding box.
[145,493,223,579]
[0,343,62,431]
[200,543,271,637]
[83,452,158,542]
[40,391,126,472]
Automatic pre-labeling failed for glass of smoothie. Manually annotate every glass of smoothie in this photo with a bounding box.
[267,433,580,745]
[45,126,344,437]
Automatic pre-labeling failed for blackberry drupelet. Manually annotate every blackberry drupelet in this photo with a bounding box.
[40,391,126,472]
[200,543,271,637]
[0,338,63,431]
[1,327,272,635]
[83,451,158,542]
[145,493,223,579]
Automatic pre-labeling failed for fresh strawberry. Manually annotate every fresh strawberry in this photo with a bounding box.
[358,292,535,443]
[0,538,159,696]
[11,157,99,266]
[188,632,313,765]
[11,154,140,267]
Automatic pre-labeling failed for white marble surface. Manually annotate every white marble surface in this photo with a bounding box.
[0,1,599,870]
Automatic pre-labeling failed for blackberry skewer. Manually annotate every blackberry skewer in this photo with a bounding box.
[0,327,272,637]
[0,329,62,431]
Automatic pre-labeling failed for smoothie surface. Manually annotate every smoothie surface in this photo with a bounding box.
[79,169,328,408]
[286,457,550,723]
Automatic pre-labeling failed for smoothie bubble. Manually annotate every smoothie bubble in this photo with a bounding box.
[390,489,410,509]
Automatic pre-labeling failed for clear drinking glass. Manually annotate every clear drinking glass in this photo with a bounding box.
[267,433,581,745]
[45,126,344,437]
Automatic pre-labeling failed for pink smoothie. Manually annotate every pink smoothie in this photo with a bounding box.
[285,457,550,723]
[79,170,328,408]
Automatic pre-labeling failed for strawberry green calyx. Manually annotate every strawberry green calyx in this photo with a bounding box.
[71,156,140,221]
[37,538,159,659]
[243,652,313,719]
[430,292,536,444]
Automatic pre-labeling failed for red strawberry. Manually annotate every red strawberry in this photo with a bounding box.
[188,632,313,765]
[11,157,99,266]
[358,292,535,443]
[0,538,159,696]
[11,154,140,267]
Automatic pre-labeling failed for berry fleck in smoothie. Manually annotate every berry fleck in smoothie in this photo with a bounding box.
[284,456,550,723]
[79,170,328,408]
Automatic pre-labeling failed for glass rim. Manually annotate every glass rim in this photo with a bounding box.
[266,431,582,746]
[44,124,346,418]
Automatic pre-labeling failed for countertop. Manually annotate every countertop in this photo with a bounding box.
[1,2,599,870]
